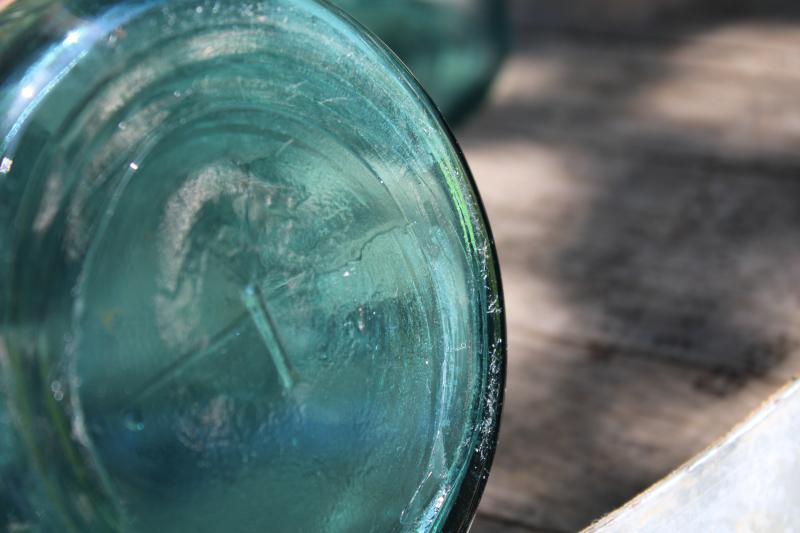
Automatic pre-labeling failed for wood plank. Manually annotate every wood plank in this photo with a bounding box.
[458,7,800,531]
[457,17,800,378]
[508,0,800,38]
[508,30,800,84]
[474,334,783,532]
[471,513,553,533]
[460,32,800,161]
[463,139,800,378]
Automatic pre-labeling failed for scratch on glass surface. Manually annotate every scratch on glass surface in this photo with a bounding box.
[274,138,294,157]
[318,96,350,106]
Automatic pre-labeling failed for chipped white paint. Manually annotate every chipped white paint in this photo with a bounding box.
[587,379,800,533]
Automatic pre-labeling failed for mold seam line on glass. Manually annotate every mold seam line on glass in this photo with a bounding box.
[125,310,252,405]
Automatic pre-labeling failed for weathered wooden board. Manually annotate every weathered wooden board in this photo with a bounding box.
[508,0,800,35]
[461,5,800,531]
[465,139,800,378]
[471,514,552,533]
[471,332,783,531]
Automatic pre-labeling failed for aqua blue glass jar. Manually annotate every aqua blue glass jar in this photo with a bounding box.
[0,1,505,531]
[334,0,509,125]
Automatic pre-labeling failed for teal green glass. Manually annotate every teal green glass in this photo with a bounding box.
[0,0,504,532]
[334,0,509,125]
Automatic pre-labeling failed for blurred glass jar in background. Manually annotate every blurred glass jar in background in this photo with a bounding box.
[335,0,510,125]
[0,0,504,532]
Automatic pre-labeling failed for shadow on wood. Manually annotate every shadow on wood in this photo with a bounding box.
[457,2,800,530]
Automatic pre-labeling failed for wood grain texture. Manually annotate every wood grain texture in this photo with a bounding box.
[463,4,800,531]
[471,513,557,533]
